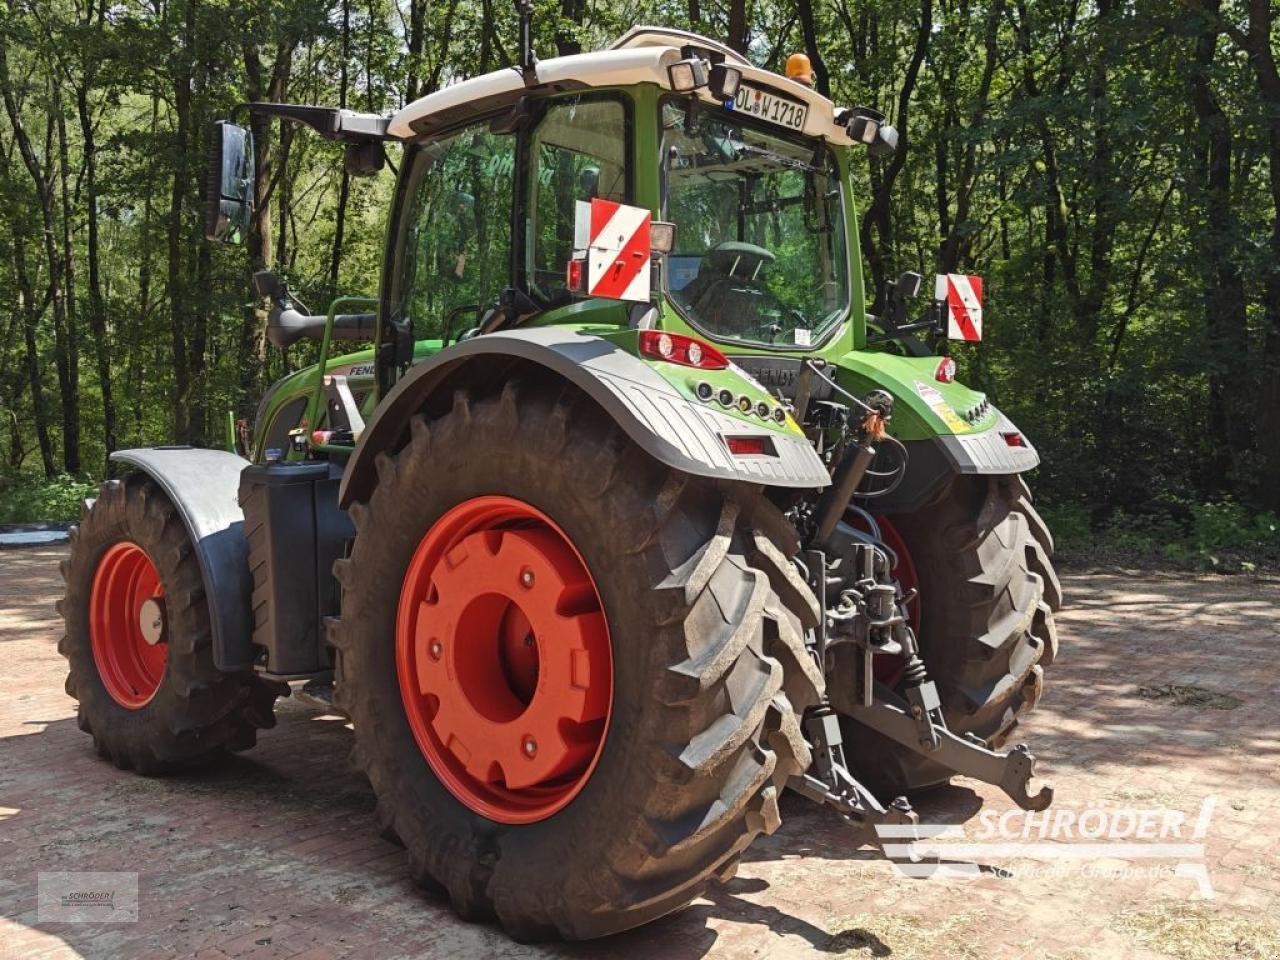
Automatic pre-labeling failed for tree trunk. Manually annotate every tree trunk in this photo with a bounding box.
[52,78,81,473]
[406,0,426,101]
[241,40,293,407]
[76,85,117,473]
[11,233,56,476]
[556,0,585,57]
[1187,0,1251,492]
[795,0,829,97]
[329,0,352,301]
[859,0,932,309]
[0,33,73,474]
[727,0,747,55]
[1238,0,1280,508]
[166,0,196,441]
[939,0,1003,273]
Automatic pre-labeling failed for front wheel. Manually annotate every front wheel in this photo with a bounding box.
[57,475,284,772]
[842,474,1061,795]
[331,382,823,940]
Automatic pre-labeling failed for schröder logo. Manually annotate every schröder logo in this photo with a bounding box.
[37,871,139,922]
[875,796,1217,898]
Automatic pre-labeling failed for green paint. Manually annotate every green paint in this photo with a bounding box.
[251,81,1008,464]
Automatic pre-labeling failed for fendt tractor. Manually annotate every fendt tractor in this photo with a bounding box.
[57,10,1062,941]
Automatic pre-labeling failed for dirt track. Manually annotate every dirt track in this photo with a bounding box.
[2,545,1279,959]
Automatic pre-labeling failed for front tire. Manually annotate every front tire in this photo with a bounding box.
[58,475,284,772]
[331,383,822,940]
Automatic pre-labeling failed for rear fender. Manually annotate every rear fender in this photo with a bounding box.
[110,448,254,672]
[338,327,831,507]
[832,352,1041,512]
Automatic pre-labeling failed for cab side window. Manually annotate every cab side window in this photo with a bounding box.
[524,96,629,304]
[394,121,516,341]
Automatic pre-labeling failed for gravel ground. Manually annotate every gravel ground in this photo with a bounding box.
[2,546,1278,960]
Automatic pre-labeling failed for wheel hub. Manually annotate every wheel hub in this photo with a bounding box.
[89,541,167,708]
[397,496,612,824]
[138,596,167,646]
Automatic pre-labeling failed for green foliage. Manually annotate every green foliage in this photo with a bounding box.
[1042,500,1280,573]
[0,0,1277,553]
[0,474,98,525]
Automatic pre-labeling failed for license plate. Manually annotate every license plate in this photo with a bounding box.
[734,84,808,132]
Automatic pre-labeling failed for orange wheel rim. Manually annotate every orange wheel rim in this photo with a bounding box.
[396,496,613,824]
[89,541,167,708]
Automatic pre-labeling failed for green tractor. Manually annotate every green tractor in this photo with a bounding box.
[57,15,1060,941]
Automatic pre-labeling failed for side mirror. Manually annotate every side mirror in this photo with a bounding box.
[895,270,923,299]
[204,121,254,244]
[843,106,884,145]
[869,124,899,159]
[344,140,386,177]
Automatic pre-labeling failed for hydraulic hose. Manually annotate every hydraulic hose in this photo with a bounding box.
[814,442,876,545]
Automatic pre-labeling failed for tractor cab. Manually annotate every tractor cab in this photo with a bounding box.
[373,24,893,363]
[213,25,908,463]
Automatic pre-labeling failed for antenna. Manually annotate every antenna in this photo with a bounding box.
[516,0,538,87]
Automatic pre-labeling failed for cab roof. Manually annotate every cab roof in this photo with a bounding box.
[386,28,851,147]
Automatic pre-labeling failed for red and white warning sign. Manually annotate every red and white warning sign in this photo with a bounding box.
[574,198,651,301]
[935,273,983,342]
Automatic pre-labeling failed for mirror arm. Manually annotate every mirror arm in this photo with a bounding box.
[245,103,391,143]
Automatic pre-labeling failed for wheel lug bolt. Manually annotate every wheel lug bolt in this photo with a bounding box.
[520,568,535,588]
[522,736,537,758]
[428,640,443,661]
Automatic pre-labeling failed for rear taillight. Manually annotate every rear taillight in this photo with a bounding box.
[1002,431,1026,448]
[566,258,587,294]
[724,436,773,456]
[638,331,729,370]
[935,356,956,383]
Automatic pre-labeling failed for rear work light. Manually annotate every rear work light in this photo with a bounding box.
[638,330,729,370]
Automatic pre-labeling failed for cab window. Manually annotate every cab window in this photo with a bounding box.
[393,121,516,341]
[523,95,629,304]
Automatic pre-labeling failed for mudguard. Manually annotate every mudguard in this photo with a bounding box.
[339,326,831,507]
[110,447,254,672]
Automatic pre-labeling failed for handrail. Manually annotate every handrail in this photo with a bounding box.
[305,295,379,456]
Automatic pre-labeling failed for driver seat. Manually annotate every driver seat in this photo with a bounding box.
[680,241,775,334]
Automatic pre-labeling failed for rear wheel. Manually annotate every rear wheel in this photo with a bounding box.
[331,382,822,940]
[841,474,1060,795]
[58,475,284,772]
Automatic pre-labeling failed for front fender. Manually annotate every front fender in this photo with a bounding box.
[110,447,254,672]
[339,327,830,507]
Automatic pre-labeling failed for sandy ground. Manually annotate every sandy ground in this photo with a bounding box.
[2,545,1278,960]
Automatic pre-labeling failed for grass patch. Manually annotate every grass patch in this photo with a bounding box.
[1135,684,1243,711]
[1112,905,1280,960]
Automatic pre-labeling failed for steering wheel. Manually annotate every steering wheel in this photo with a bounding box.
[688,241,801,340]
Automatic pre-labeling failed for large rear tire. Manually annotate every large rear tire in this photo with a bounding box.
[331,382,823,940]
[57,474,285,772]
[842,474,1060,795]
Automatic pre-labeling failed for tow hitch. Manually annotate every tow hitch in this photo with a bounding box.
[793,525,1053,839]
